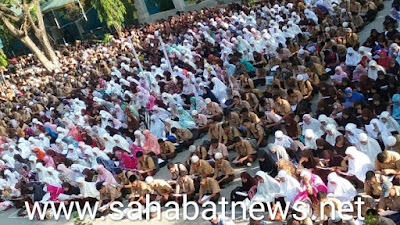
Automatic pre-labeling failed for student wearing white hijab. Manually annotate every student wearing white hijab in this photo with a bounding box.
[133,130,145,147]
[2,154,15,168]
[35,163,48,180]
[276,170,301,206]
[152,106,171,121]
[29,155,38,172]
[103,134,117,153]
[345,123,364,144]
[267,143,290,162]
[150,115,166,139]
[76,177,100,199]
[327,172,357,202]
[274,130,293,149]
[345,146,374,182]
[380,111,400,134]
[304,129,318,150]
[251,171,280,204]
[4,169,18,185]
[113,134,130,152]
[92,147,110,161]
[355,133,382,163]
[367,60,385,81]
[302,114,324,137]
[345,47,361,67]
[318,114,338,132]
[211,77,228,104]
[46,167,62,187]
[325,124,341,146]
[366,118,391,145]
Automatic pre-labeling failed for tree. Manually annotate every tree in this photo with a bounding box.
[0,0,59,71]
[90,0,126,36]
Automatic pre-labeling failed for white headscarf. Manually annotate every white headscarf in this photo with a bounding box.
[345,146,374,181]
[327,172,357,202]
[92,147,110,161]
[380,111,400,134]
[113,134,130,152]
[345,123,364,144]
[367,60,385,81]
[318,114,338,131]
[4,169,18,185]
[277,170,301,205]
[267,143,290,162]
[274,130,293,149]
[77,177,100,199]
[46,167,62,186]
[304,129,318,150]
[355,133,382,163]
[302,114,324,137]
[345,47,361,66]
[35,163,48,180]
[211,77,228,104]
[103,133,117,153]
[366,119,391,145]
[150,115,166,139]
[2,154,15,168]
[133,130,145,147]
[251,171,280,203]
[325,124,341,146]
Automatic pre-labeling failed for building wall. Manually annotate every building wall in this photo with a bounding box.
[136,0,239,23]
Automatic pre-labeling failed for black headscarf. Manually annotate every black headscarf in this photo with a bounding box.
[257,150,278,177]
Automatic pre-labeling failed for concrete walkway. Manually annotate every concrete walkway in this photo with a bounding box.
[358,0,393,43]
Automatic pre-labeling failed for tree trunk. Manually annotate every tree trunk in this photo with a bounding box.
[20,35,55,71]
[35,30,60,67]
[33,0,60,67]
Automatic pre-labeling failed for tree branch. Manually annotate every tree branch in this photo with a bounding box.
[0,3,21,22]
[20,0,39,33]
[33,0,45,31]
[0,11,24,38]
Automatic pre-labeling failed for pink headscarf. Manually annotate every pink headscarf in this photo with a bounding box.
[96,165,117,185]
[143,129,160,155]
[115,150,136,170]
[67,124,79,140]
[294,169,328,203]
[44,122,57,132]
[46,184,64,201]
[43,155,55,168]
[57,164,75,181]
[147,95,156,110]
